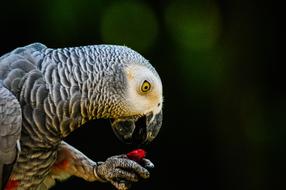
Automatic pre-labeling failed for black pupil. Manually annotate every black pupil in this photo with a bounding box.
[142,81,150,91]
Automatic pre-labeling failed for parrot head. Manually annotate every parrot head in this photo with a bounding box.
[109,63,163,145]
[81,46,163,145]
[87,46,163,145]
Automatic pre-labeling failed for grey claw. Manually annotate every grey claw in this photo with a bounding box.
[141,158,155,169]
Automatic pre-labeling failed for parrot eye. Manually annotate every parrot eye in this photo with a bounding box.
[141,80,151,92]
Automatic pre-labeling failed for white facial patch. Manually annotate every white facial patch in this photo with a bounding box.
[124,64,163,116]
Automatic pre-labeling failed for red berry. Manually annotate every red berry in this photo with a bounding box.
[127,149,146,162]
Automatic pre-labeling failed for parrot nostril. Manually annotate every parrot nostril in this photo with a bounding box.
[157,103,160,107]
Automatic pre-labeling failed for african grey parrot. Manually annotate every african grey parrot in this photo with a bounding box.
[0,43,163,190]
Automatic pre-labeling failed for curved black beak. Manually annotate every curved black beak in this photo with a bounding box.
[110,110,163,145]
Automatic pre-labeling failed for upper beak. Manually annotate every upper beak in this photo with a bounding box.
[110,110,163,145]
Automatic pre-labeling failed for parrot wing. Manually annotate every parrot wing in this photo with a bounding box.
[0,79,22,189]
[0,43,47,189]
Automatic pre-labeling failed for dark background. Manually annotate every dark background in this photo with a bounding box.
[0,0,283,189]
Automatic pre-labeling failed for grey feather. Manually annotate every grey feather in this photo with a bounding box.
[0,83,22,189]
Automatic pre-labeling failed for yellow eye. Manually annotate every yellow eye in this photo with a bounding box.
[141,80,151,92]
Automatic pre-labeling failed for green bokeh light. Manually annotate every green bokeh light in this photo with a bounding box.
[101,1,158,52]
[41,0,104,44]
[165,1,224,92]
[165,1,221,51]
[44,0,80,41]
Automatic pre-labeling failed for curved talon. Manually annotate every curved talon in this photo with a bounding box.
[110,180,130,190]
[141,158,155,169]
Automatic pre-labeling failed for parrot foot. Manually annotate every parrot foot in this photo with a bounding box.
[94,154,154,190]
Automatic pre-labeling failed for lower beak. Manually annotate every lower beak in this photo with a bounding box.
[110,110,163,145]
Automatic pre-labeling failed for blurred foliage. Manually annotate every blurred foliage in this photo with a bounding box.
[165,1,221,50]
[101,1,158,52]
[165,1,226,93]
